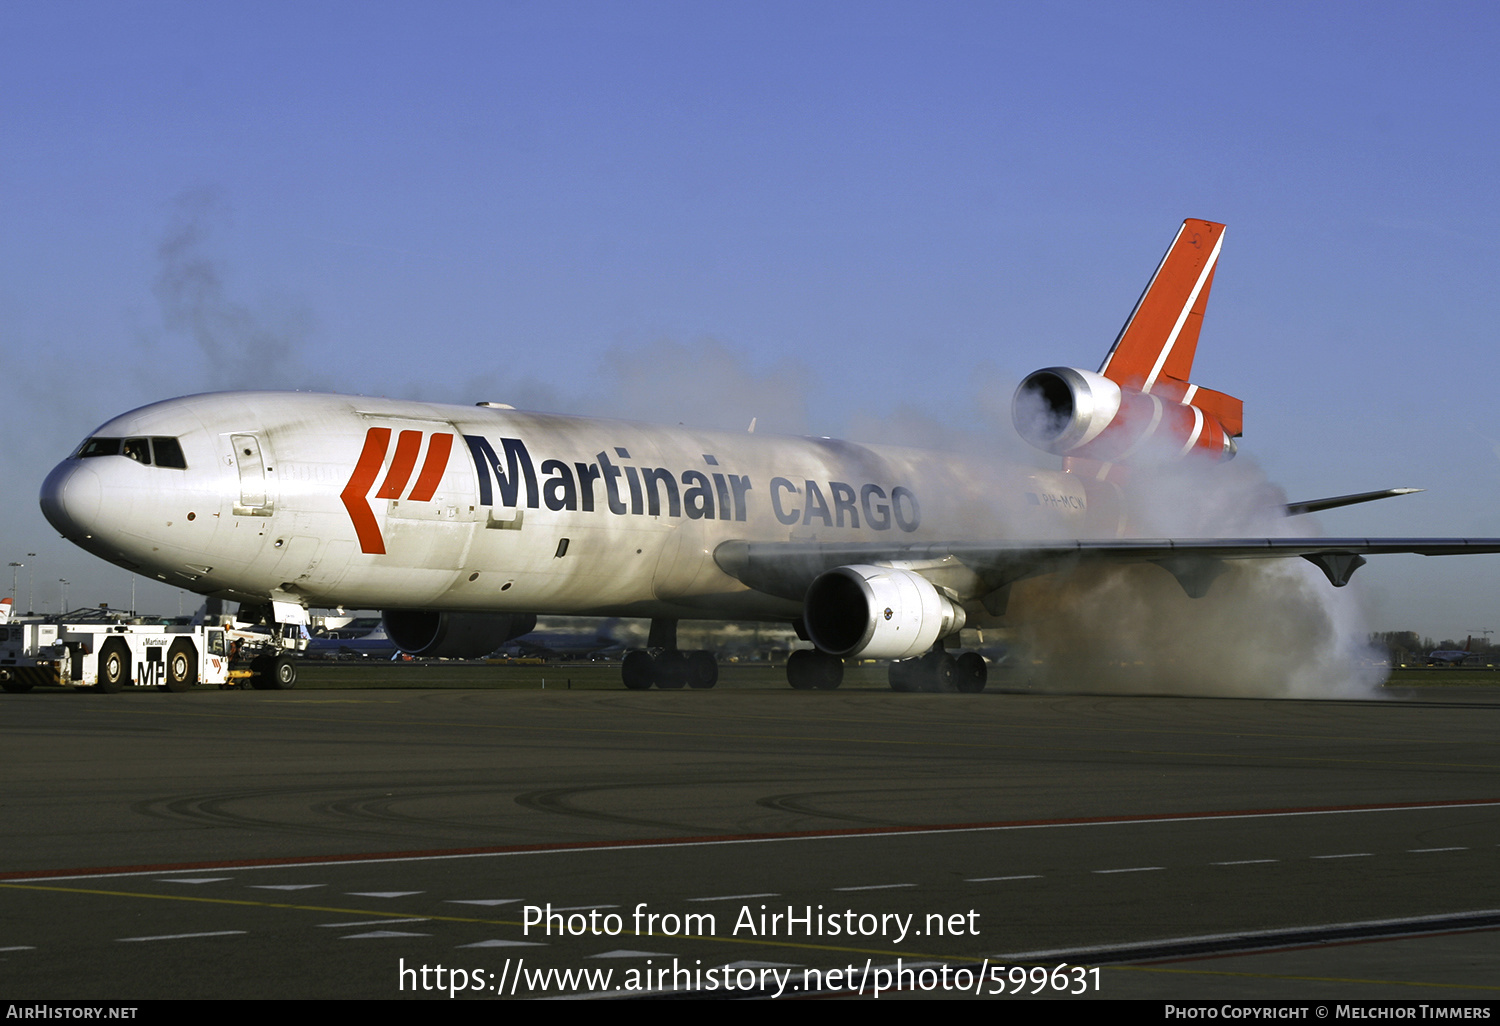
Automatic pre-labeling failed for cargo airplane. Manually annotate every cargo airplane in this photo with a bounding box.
[39,220,1500,691]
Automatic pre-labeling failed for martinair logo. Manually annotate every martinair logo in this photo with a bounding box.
[340,428,454,554]
[342,425,925,556]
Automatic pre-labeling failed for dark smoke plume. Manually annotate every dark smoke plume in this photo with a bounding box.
[153,189,317,391]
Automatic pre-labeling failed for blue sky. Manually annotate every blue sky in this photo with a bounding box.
[3,1,1498,639]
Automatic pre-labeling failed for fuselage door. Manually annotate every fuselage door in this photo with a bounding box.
[231,433,274,516]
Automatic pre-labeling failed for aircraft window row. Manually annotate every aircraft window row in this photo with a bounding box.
[75,436,188,469]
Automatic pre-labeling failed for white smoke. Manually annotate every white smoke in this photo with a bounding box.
[1009,447,1387,699]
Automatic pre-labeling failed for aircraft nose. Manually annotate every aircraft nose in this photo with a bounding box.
[40,460,102,541]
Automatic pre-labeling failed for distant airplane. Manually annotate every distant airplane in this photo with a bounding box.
[38,219,1500,692]
[303,623,401,660]
[1427,638,1475,666]
[503,618,629,661]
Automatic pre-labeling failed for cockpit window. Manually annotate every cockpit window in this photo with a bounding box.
[121,438,151,463]
[77,437,121,458]
[74,435,188,469]
[151,437,187,469]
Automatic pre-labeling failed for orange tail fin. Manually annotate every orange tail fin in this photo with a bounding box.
[1098,218,1241,437]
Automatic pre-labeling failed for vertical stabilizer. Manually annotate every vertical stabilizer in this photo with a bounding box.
[1097,218,1241,437]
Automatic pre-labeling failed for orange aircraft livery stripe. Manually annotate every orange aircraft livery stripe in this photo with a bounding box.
[407,433,453,502]
[340,427,391,555]
[374,429,423,500]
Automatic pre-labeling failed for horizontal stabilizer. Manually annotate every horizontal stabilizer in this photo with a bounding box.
[1285,488,1423,516]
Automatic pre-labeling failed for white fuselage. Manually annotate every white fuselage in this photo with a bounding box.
[41,392,1092,621]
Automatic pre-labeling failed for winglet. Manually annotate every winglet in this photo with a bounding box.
[1097,219,1242,436]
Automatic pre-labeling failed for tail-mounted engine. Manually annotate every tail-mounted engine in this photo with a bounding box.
[803,564,966,660]
[1013,367,1240,463]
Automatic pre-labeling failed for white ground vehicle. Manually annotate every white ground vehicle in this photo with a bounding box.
[0,619,301,693]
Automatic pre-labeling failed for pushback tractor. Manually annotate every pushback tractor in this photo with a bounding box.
[0,619,303,693]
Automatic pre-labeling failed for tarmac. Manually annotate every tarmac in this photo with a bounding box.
[2,672,1498,999]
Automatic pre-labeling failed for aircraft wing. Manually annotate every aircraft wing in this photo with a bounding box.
[714,537,1500,606]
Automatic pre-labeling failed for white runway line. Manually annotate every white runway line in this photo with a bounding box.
[687,893,780,902]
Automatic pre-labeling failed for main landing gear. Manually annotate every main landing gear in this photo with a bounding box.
[786,649,843,690]
[888,646,988,693]
[621,619,719,690]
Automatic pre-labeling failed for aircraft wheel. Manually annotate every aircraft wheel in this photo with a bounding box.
[268,655,297,689]
[165,639,198,692]
[924,651,958,692]
[686,651,718,689]
[786,650,817,689]
[653,650,687,689]
[814,654,844,689]
[787,649,842,690]
[621,651,654,690]
[250,654,297,690]
[954,652,987,693]
[96,639,130,693]
[248,655,273,690]
[888,659,916,692]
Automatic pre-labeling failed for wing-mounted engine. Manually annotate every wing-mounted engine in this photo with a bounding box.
[1013,366,1238,463]
[382,610,538,659]
[803,564,966,660]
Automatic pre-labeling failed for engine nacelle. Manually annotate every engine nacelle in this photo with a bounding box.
[381,610,538,659]
[803,565,966,660]
[1014,366,1236,462]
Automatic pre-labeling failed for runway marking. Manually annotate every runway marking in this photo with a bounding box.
[997,908,1500,965]
[1310,853,1373,859]
[320,918,429,927]
[966,875,1042,882]
[11,797,1499,881]
[342,930,429,939]
[0,881,995,963]
[346,890,424,897]
[118,930,246,943]
[832,883,915,891]
[1210,859,1278,865]
[551,904,620,911]
[1092,867,1164,874]
[156,877,233,884]
[459,939,544,948]
[687,893,780,902]
[251,884,325,890]
[1409,846,1468,852]
[447,899,523,906]
[590,949,674,958]
[0,946,37,951]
